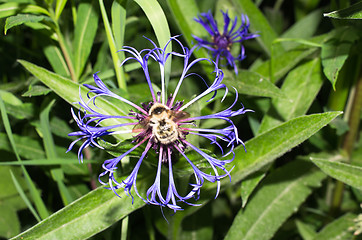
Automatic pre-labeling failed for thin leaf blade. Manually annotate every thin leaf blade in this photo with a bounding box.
[310,157,362,190]
[18,60,132,140]
[73,1,98,78]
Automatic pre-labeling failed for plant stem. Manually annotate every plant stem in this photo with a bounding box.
[55,28,77,82]
[331,60,362,215]
[342,68,362,156]
[84,146,97,190]
[48,7,77,82]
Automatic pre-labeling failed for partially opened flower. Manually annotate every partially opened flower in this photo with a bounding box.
[193,10,258,74]
[68,36,251,212]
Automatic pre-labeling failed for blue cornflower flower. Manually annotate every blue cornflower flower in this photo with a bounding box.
[68,36,251,212]
[193,10,258,74]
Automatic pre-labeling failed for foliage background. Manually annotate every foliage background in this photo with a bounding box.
[0,0,361,239]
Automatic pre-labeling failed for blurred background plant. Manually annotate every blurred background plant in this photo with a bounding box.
[0,0,361,239]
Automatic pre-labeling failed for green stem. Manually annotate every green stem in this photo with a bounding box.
[342,69,362,156]
[48,8,77,82]
[330,60,362,215]
[54,28,77,82]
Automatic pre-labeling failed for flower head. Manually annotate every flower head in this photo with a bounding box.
[193,10,258,74]
[68,36,251,212]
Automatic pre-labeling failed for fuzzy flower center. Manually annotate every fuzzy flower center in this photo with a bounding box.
[213,34,232,51]
[146,103,188,145]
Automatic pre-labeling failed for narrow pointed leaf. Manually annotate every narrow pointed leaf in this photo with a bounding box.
[0,3,49,19]
[310,157,362,190]
[43,44,70,77]
[18,60,132,140]
[166,0,208,59]
[133,0,172,83]
[312,213,356,240]
[98,0,126,90]
[0,96,49,219]
[4,14,50,34]
[321,27,359,89]
[324,2,362,20]
[73,1,98,78]
[10,187,145,240]
[225,160,326,240]
[221,111,342,186]
[10,170,41,223]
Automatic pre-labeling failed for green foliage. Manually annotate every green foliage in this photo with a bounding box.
[4,14,51,35]
[1,0,361,239]
[311,156,362,190]
[324,2,362,20]
[225,160,326,240]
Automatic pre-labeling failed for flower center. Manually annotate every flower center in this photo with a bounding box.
[213,35,231,51]
[149,103,180,145]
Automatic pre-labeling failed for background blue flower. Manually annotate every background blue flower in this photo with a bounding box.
[193,10,259,74]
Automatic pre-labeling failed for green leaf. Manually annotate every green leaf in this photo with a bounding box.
[0,167,27,207]
[312,213,356,240]
[17,60,132,140]
[324,2,362,20]
[179,204,213,240]
[39,100,57,160]
[22,85,52,97]
[253,31,336,84]
[220,111,342,186]
[133,0,172,83]
[166,0,208,59]
[281,9,323,50]
[98,0,127,90]
[0,159,96,166]
[54,0,67,20]
[225,159,326,240]
[10,169,41,223]
[10,187,145,240]
[321,27,359,89]
[0,133,46,159]
[43,44,70,77]
[39,99,74,205]
[4,14,50,34]
[253,45,318,83]
[0,90,34,119]
[73,1,99,78]
[0,96,49,220]
[0,204,20,239]
[310,157,362,190]
[240,171,265,208]
[231,0,278,55]
[258,58,323,134]
[295,220,317,240]
[223,70,286,99]
[111,0,126,51]
[0,3,49,19]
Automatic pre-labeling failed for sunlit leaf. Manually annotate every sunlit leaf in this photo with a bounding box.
[18,60,132,140]
[10,187,145,240]
[223,70,286,99]
[225,160,326,240]
[324,2,362,20]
